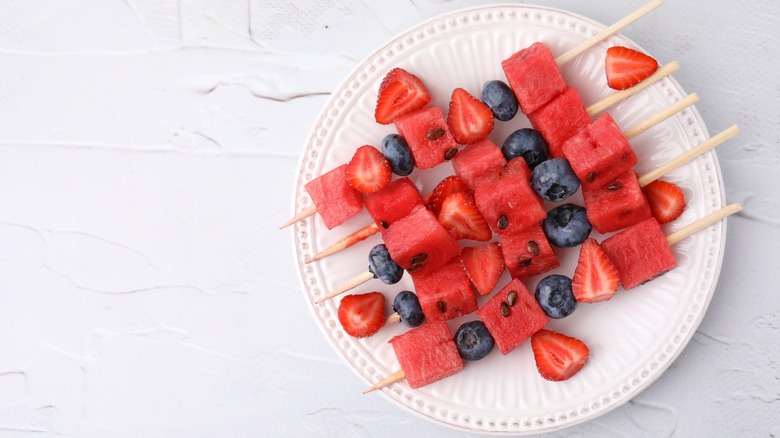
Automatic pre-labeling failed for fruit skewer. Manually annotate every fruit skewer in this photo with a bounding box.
[364,202,741,393]
[303,65,680,264]
[316,95,699,302]
[281,1,664,232]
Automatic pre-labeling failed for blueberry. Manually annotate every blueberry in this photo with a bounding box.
[380,134,415,176]
[501,128,549,169]
[454,320,495,361]
[543,204,592,248]
[531,158,581,201]
[368,244,403,284]
[392,291,425,327]
[535,274,577,319]
[481,80,519,121]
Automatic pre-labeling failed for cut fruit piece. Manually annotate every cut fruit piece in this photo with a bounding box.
[438,192,492,242]
[476,278,548,355]
[642,179,686,224]
[473,172,546,235]
[394,106,459,169]
[363,177,424,231]
[451,138,506,190]
[498,223,559,280]
[447,87,495,145]
[605,46,659,91]
[427,175,471,217]
[501,42,567,114]
[375,68,431,124]
[410,256,478,322]
[460,242,505,296]
[337,292,386,338]
[572,238,620,303]
[582,169,652,234]
[304,164,363,230]
[531,329,590,381]
[527,87,590,158]
[389,320,463,389]
[346,145,392,195]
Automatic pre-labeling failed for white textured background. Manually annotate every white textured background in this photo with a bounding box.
[0,0,777,436]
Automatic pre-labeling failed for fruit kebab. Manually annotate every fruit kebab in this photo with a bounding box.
[304,66,679,263]
[282,0,665,233]
[336,290,426,339]
[363,203,740,393]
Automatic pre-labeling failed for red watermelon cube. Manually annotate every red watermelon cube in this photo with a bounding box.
[476,278,549,355]
[600,217,677,290]
[384,204,461,276]
[363,178,424,231]
[474,173,546,235]
[501,42,567,114]
[451,138,506,190]
[394,106,458,169]
[582,170,652,233]
[410,256,478,321]
[304,164,363,229]
[528,87,590,158]
[499,223,560,279]
[501,157,532,181]
[563,113,638,189]
[389,320,463,389]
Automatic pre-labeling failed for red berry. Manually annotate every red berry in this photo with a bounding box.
[427,175,470,217]
[375,68,431,125]
[572,238,620,303]
[531,329,590,382]
[337,292,386,338]
[346,145,392,195]
[460,242,505,296]
[605,46,659,90]
[438,192,492,242]
[447,88,495,145]
[642,179,686,224]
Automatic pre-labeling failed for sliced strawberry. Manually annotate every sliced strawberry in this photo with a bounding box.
[642,179,686,224]
[337,292,386,338]
[346,145,392,195]
[374,68,431,125]
[447,88,495,144]
[427,175,470,216]
[438,192,492,242]
[605,46,659,90]
[531,329,590,382]
[460,242,505,296]
[572,238,620,303]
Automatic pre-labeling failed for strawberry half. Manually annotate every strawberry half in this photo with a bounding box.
[427,175,470,217]
[337,292,386,338]
[447,88,495,145]
[642,179,686,224]
[460,242,505,296]
[438,192,492,242]
[374,68,431,125]
[531,329,590,382]
[572,238,620,303]
[346,145,392,195]
[605,46,659,90]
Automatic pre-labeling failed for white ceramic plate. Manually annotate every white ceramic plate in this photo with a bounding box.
[291,4,725,434]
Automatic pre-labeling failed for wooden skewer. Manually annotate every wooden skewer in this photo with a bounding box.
[623,93,699,140]
[279,205,317,230]
[383,312,402,328]
[305,223,381,264]
[315,270,375,304]
[586,61,679,117]
[666,203,742,246]
[363,369,406,394]
[555,0,663,66]
[638,125,740,187]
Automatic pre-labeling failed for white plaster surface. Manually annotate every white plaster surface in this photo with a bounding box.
[0,0,777,436]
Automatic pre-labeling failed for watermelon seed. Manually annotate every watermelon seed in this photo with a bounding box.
[607,182,622,191]
[519,258,532,267]
[444,148,458,160]
[380,221,389,229]
[527,241,540,256]
[497,215,508,230]
[500,302,511,317]
[437,300,447,313]
[507,291,518,307]
[586,172,595,183]
[408,253,428,271]
[427,128,445,140]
